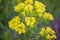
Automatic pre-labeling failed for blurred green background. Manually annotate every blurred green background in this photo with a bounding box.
[0,0,60,40]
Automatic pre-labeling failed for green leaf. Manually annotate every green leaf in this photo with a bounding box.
[25,30,31,40]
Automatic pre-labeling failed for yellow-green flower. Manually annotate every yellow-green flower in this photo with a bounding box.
[17,23,26,34]
[15,23,26,34]
[34,1,46,8]
[39,13,43,17]
[43,12,54,20]
[36,8,45,17]
[46,26,55,34]
[49,13,54,20]
[36,7,46,13]
[24,4,33,13]
[39,28,45,36]
[14,3,25,12]
[25,17,36,27]
[46,34,56,40]
[39,26,56,39]
[25,0,33,4]
[46,34,51,39]
[8,16,26,34]
[8,16,20,29]
[51,34,57,39]
[21,11,26,16]
[34,1,46,15]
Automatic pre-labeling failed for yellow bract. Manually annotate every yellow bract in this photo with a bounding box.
[39,28,45,36]
[24,4,33,13]
[39,26,56,39]
[43,12,54,20]
[39,13,43,17]
[46,34,51,39]
[34,1,46,13]
[25,0,33,4]
[14,3,25,12]
[36,7,46,13]
[46,34,56,39]
[34,1,46,17]
[34,1,46,8]
[8,16,20,29]
[51,34,57,39]
[46,27,55,33]
[25,17,36,27]
[17,23,26,34]
[46,27,56,39]
[21,11,26,16]
[8,16,26,34]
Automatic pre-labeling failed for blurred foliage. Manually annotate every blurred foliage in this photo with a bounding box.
[0,0,60,40]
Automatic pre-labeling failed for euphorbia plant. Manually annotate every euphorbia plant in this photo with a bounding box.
[8,0,56,40]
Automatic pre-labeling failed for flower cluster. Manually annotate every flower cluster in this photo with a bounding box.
[8,16,26,34]
[34,1,46,13]
[14,0,54,20]
[43,12,54,20]
[25,17,36,27]
[39,26,56,40]
[8,0,56,40]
